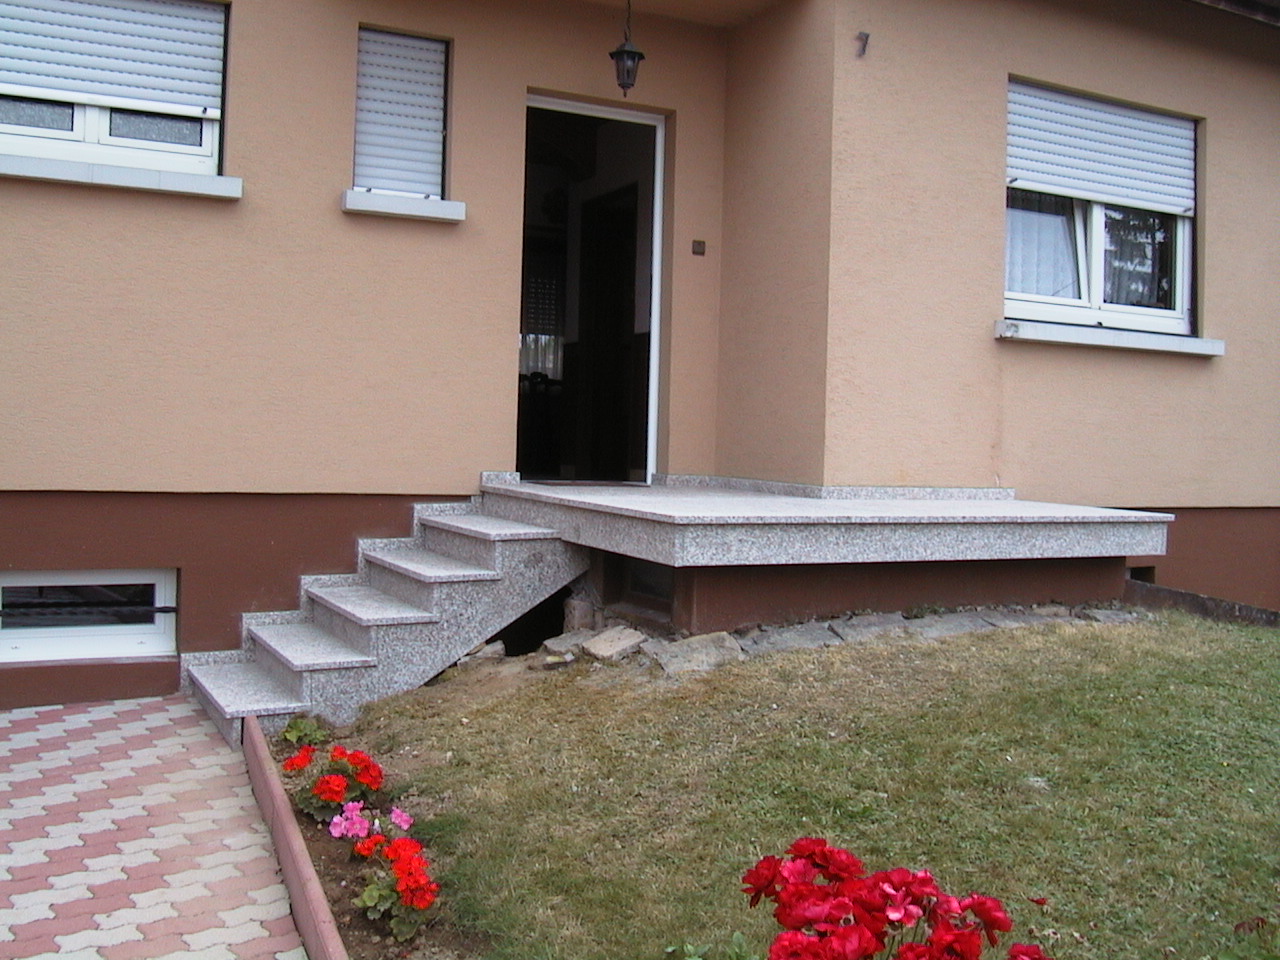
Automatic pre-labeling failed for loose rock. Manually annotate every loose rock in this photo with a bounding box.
[582,625,648,661]
[542,629,594,657]
[641,632,746,675]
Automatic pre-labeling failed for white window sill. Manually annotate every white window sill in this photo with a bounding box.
[0,153,241,198]
[996,319,1224,357]
[342,189,466,222]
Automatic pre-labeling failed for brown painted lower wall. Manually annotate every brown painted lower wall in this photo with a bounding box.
[673,556,1128,634]
[0,491,447,706]
[1129,507,1280,612]
[0,658,180,712]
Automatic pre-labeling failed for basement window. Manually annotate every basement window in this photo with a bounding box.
[0,569,177,663]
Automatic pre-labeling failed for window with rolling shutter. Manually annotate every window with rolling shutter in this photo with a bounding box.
[0,0,227,175]
[352,29,446,198]
[1004,81,1196,336]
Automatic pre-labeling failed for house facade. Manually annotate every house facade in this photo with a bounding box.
[2,0,1277,712]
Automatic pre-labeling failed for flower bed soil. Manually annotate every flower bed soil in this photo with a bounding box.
[296,820,490,960]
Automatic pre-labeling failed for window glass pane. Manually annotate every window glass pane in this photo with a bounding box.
[1,584,156,629]
[109,110,203,146]
[0,95,73,131]
[1005,189,1080,299]
[1103,206,1175,310]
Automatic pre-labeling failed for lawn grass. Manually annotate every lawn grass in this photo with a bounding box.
[353,614,1280,960]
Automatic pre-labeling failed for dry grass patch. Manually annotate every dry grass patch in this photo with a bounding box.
[344,614,1280,960]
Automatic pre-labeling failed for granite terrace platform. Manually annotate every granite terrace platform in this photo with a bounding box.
[479,476,1173,566]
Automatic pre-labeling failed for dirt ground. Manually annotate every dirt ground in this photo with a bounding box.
[285,654,589,960]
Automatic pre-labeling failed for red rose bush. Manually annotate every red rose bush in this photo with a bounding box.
[742,838,1050,960]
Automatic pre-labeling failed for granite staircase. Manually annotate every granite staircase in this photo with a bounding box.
[189,499,589,743]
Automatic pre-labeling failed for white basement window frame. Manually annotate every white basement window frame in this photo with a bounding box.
[342,27,465,222]
[0,0,240,196]
[1004,81,1197,339]
[0,569,178,664]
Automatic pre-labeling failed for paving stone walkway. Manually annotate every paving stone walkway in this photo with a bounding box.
[0,694,308,960]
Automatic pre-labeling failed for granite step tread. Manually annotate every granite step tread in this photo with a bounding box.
[420,513,559,541]
[189,662,307,719]
[362,545,500,583]
[249,622,377,671]
[306,583,439,626]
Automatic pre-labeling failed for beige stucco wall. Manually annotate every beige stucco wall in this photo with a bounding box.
[1,0,726,494]
[5,0,1277,509]
[717,0,835,486]
[819,0,1280,505]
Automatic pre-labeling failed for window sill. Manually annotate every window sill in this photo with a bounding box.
[995,319,1224,357]
[0,153,241,198]
[342,189,466,222]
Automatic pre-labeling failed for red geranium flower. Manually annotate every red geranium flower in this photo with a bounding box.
[353,833,386,858]
[346,749,372,768]
[353,762,384,791]
[399,880,439,911]
[282,744,315,772]
[330,744,349,762]
[312,774,348,803]
[382,836,424,864]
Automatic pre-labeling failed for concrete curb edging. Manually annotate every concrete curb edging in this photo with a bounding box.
[242,715,351,960]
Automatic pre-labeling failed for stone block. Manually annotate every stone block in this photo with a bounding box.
[739,621,839,657]
[459,641,505,663]
[542,629,594,657]
[1078,608,1143,624]
[828,613,909,644]
[582,626,647,662]
[1031,604,1073,618]
[563,598,599,631]
[906,612,1001,640]
[641,633,745,675]
[978,610,1050,629]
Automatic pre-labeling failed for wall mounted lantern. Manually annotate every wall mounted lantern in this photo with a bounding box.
[609,0,645,96]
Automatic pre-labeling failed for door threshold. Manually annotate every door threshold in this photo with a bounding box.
[529,480,650,487]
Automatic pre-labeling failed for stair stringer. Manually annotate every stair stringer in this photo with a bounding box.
[189,499,589,738]
[300,535,588,723]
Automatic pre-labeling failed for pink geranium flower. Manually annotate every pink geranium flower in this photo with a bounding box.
[390,806,414,831]
[329,800,372,839]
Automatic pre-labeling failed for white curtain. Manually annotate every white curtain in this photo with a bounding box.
[1005,196,1079,299]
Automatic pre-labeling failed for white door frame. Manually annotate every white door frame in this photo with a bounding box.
[526,94,665,483]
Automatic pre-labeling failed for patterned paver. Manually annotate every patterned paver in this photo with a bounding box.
[0,695,308,960]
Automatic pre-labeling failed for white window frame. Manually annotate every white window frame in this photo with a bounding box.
[1005,193,1194,337]
[0,86,220,175]
[0,569,177,664]
[1005,82,1196,338]
[0,0,232,188]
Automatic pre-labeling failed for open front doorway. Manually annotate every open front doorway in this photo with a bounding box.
[518,99,662,482]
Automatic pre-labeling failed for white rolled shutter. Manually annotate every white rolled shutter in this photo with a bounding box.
[353,29,446,197]
[1007,81,1195,215]
[0,0,226,112]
